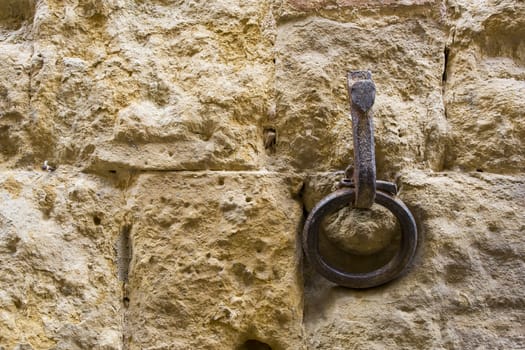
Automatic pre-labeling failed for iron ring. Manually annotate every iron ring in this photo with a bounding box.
[303,188,418,288]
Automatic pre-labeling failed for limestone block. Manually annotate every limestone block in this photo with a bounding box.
[0,0,523,349]
[303,170,525,349]
[27,0,276,172]
[444,0,525,173]
[125,172,305,350]
[0,38,32,167]
[0,45,31,166]
[276,0,440,18]
[0,169,125,349]
[26,0,122,165]
[273,6,449,176]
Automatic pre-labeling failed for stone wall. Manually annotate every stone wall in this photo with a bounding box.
[0,0,523,349]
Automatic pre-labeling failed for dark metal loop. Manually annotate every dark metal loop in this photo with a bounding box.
[303,188,418,289]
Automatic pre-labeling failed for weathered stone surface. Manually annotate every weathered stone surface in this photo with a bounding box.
[444,0,525,173]
[276,0,441,20]
[304,170,525,349]
[273,6,449,176]
[0,0,524,349]
[0,169,125,349]
[22,0,276,172]
[0,43,32,166]
[125,172,304,350]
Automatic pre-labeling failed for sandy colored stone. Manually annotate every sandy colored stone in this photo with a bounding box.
[0,169,125,349]
[0,0,524,349]
[0,41,32,166]
[15,0,277,173]
[443,0,525,173]
[272,7,449,177]
[0,176,23,198]
[322,204,398,256]
[124,172,305,350]
[304,170,525,349]
[276,0,441,19]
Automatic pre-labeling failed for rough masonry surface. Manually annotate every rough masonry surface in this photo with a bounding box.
[0,0,524,349]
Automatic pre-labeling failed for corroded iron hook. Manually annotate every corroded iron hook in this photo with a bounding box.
[348,71,376,209]
[302,71,418,289]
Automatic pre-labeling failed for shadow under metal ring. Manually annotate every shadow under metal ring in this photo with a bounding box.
[302,188,418,289]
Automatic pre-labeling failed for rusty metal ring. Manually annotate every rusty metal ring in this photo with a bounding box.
[303,188,418,289]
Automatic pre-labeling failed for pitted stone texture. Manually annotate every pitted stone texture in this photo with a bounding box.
[0,43,32,167]
[304,170,525,349]
[276,0,441,20]
[22,0,276,172]
[323,204,398,256]
[0,0,523,349]
[0,168,125,349]
[16,0,115,166]
[302,173,399,256]
[273,12,449,176]
[125,172,305,350]
[444,0,525,173]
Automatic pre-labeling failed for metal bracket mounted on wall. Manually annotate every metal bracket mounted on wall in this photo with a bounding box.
[302,71,418,289]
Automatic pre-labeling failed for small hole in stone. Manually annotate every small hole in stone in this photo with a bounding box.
[476,168,483,172]
[237,339,272,350]
[206,253,211,258]
[12,297,22,309]
[123,297,130,308]
[168,151,174,157]
[218,177,225,186]
[93,216,101,225]
[254,239,265,253]
[263,128,276,151]
[245,197,253,203]
[109,170,117,174]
